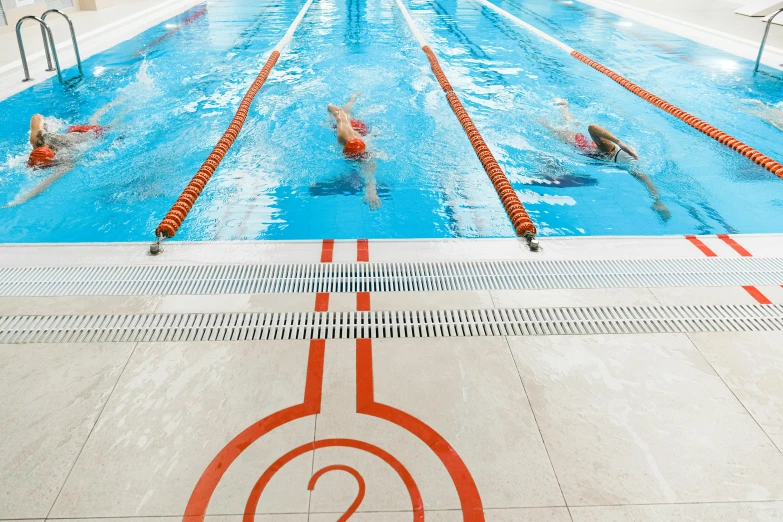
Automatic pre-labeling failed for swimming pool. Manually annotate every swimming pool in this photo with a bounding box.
[0,0,782,243]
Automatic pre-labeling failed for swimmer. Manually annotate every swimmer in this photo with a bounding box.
[7,98,126,208]
[327,92,381,210]
[746,99,783,132]
[541,98,671,221]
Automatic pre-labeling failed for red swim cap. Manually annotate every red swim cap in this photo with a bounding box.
[67,125,105,135]
[343,137,366,157]
[28,146,56,169]
[350,119,368,136]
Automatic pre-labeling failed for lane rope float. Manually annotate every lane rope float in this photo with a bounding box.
[151,0,316,254]
[474,0,783,181]
[394,0,539,250]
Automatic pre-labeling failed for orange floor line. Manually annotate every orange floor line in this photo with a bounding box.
[685,236,771,304]
[717,234,753,257]
[685,235,717,257]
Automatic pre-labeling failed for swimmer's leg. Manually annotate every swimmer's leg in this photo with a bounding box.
[329,104,356,144]
[342,92,360,116]
[5,163,73,207]
[89,97,127,126]
[537,118,576,144]
[328,103,342,117]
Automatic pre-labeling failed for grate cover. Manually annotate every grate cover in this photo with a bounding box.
[1,304,782,343]
[1,258,783,296]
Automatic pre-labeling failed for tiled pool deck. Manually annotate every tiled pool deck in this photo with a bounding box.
[2,235,782,522]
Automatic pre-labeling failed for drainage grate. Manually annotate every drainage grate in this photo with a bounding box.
[1,258,783,296]
[1,305,782,343]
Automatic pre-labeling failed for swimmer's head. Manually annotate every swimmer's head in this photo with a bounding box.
[343,137,366,158]
[28,146,56,169]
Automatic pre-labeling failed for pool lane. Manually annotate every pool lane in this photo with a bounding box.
[1,0,782,242]
[492,0,783,169]
[0,1,302,243]
[197,0,516,241]
[403,0,783,236]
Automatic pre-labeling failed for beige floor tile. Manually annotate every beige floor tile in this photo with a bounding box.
[43,513,307,522]
[332,240,365,263]
[50,340,316,518]
[543,236,701,260]
[570,502,783,521]
[154,293,315,313]
[311,509,571,521]
[736,236,783,258]
[0,295,160,316]
[690,332,783,451]
[412,239,527,262]
[371,291,495,310]
[649,286,758,305]
[310,338,563,514]
[508,334,783,506]
[755,286,783,304]
[327,292,361,312]
[309,512,412,521]
[0,343,134,519]
[490,288,659,308]
[359,240,422,263]
[428,507,572,521]
[698,236,745,258]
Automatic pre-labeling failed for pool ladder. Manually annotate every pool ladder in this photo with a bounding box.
[755,8,783,72]
[16,9,83,83]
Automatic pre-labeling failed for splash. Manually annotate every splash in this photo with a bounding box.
[116,60,160,102]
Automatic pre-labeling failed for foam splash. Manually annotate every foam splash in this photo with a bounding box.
[516,190,576,206]
[42,116,69,134]
[117,60,160,102]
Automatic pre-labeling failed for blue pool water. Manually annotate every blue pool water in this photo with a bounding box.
[0,0,781,242]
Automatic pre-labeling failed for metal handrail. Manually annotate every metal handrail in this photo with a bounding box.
[755,8,783,72]
[16,16,61,83]
[41,9,83,76]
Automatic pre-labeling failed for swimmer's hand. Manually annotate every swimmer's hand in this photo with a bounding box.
[363,192,382,211]
[618,141,639,160]
[653,200,671,221]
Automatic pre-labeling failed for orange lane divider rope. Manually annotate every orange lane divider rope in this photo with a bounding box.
[153,50,280,247]
[422,46,539,250]
[570,52,783,180]
[475,0,783,180]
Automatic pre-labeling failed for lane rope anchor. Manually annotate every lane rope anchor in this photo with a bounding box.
[149,233,164,255]
[525,232,540,251]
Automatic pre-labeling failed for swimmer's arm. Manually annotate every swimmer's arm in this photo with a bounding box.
[30,130,45,148]
[630,170,671,221]
[631,170,658,198]
[537,119,575,143]
[90,97,126,126]
[4,163,73,208]
[361,160,381,211]
[588,125,638,159]
[554,99,576,124]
